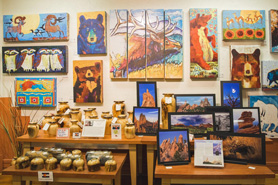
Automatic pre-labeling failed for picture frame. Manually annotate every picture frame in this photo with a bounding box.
[261,61,278,91]
[205,106,232,132]
[232,107,261,134]
[175,94,215,112]
[136,81,157,107]
[133,107,160,136]
[221,81,242,108]
[168,112,214,136]
[207,132,266,165]
[157,129,191,165]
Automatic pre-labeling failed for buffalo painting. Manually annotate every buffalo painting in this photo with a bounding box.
[262,61,278,90]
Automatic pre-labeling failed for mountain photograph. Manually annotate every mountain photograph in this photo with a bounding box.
[134,107,159,135]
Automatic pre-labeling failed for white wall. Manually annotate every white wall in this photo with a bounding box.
[1,0,278,121]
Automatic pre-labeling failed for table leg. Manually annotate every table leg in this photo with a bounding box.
[102,179,113,185]
[138,145,143,174]
[129,144,137,185]
[161,178,171,185]
[115,171,122,185]
[12,176,22,185]
[147,144,155,185]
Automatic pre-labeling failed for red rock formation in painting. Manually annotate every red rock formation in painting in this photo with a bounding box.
[141,89,155,107]
[177,98,211,112]
[134,113,158,133]
[237,111,260,134]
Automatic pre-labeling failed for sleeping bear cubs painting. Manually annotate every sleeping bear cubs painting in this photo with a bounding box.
[73,60,103,103]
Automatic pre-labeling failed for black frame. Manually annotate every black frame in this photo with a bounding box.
[157,129,191,165]
[232,107,261,134]
[133,107,160,136]
[221,81,242,108]
[207,132,266,165]
[174,94,216,112]
[168,112,215,136]
[136,81,157,107]
[205,106,233,132]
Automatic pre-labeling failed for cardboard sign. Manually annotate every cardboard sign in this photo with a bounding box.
[111,123,121,139]
[72,132,81,139]
[56,128,69,138]
[38,171,53,182]
[82,119,106,137]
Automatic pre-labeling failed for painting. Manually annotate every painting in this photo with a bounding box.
[165,9,183,79]
[137,81,157,107]
[15,78,56,107]
[261,61,278,90]
[221,81,242,107]
[223,10,265,40]
[175,94,215,112]
[205,106,232,132]
[190,8,218,79]
[168,112,214,135]
[231,45,261,88]
[128,9,146,79]
[208,132,266,165]
[232,107,261,134]
[109,9,128,78]
[77,11,107,54]
[2,46,67,73]
[133,107,160,135]
[73,60,103,103]
[3,13,69,42]
[249,95,278,138]
[270,10,278,52]
[157,129,191,165]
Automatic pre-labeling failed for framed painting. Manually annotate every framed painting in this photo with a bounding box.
[2,46,68,73]
[270,10,278,52]
[175,94,215,112]
[157,129,191,165]
[221,81,242,107]
[136,81,157,107]
[73,60,103,103]
[109,9,128,79]
[208,132,266,165]
[232,107,261,134]
[3,13,69,42]
[261,61,278,91]
[168,112,214,135]
[189,8,218,79]
[205,106,232,132]
[249,95,278,138]
[15,78,56,107]
[77,11,107,54]
[223,10,265,40]
[133,107,160,136]
[231,45,261,88]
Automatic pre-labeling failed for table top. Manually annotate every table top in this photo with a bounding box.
[3,153,127,179]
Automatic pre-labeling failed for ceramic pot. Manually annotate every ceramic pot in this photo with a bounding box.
[48,121,59,137]
[27,122,39,138]
[99,155,114,166]
[161,93,176,129]
[48,148,65,158]
[101,111,110,119]
[58,101,70,113]
[84,109,92,119]
[72,150,82,156]
[105,160,117,172]
[61,113,71,128]
[70,111,79,121]
[45,157,58,170]
[88,108,98,117]
[30,157,44,170]
[127,111,133,123]
[60,158,72,171]
[89,115,98,119]
[54,114,63,128]
[70,120,81,136]
[88,159,100,172]
[103,114,113,135]
[15,156,30,169]
[112,101,125,118]
[70,108,82,121]
[73,158,85,172]
[42,115,53,134]
[116,114,128,134]
[125,123,135,139]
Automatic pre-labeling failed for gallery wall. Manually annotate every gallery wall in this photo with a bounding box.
[1,0,278,121]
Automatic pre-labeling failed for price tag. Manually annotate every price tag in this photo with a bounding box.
[78,122,83,129]
[56,128,69,138]
[165,166,172,169]
[116,104,121,111]
[82,115,85,122]
[112,117,118,124]
[128,118,133,123]
[111,123,121,139]
[38,171,53,182]
[165,97,172,104]
[73,132,81,139]
[58,118,64,124]
[65,109,71,114]
[43,123,50,131]
[38,119,43,126]
[248,166,256,170]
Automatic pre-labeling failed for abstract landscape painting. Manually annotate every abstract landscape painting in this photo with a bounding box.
[3,13,69,42]
[270,10,278,52]
[223,10,265,40]
[261,61,278,90]
[137,81,157,107]
[15,78,57,107]
[221,81,242,107]
[190,8,218,79]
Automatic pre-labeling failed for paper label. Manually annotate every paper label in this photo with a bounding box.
[112,117,118,124]
[111,123,121,139]
[38,119,43,126]
[116,104,121,111]
[82,119,106,137]
[128,118,133,123]
[43,123,50,131]
[56,128,69,138]
[38,171,53,182]
[72,132,81,139]
[82,115,85,122]
[248,166,256,170]
[165,97,172,104]
[65,109,71,114]
[58,118,64,124]
[77,122,83,129]
[165,166,172,169]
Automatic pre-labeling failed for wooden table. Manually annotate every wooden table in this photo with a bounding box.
[3,153,126,185]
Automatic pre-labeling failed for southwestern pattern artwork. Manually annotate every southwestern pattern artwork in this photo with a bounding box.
[3,13,69,42]
[2,46,67,73]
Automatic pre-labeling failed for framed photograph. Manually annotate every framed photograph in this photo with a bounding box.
[205,106,232,132]
[232,107,261,134]
[168,112,214,136]
[133,107,160,136]
[175,94,215,112]
[221,81,242,108]
[208,132,266,165]
[157,129,191,165]
[137,81,157,107]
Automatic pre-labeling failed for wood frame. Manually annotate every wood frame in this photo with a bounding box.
[136,81,157,107]
[221,81,242,108]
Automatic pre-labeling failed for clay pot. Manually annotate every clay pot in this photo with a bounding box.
[84,109,92,119]
[101,111,110,119]
[45,157,58,170]
[70,120,81,136]
[99,155,114,166]
[61,113,71,128]
[15,156,30,169]
[88,159,101,172]
[30,157,44,170]
[60,158,72,171]
[70,108,82,121]
[161,93,176,129]
[42,115,53,134]
[125,123,135,139]
[49,148,65,158]
[116,114,128,134]
[88,108,98,117]
[48,121,59,137]
[58,101,70,114]
[27,122,39,138]
[73,158,85,172]
[127,111,133,123]
[105,160,117,172]
[103,114,113,135]
[89,115,98,119]
[72,150,82,156]
[112,101,125,118]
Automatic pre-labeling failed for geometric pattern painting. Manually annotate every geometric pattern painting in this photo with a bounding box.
[262,61,278,91]
[15,78,57,107]
[3,13,69,42]
[270,9,278,52]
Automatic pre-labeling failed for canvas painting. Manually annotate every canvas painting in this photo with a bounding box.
[190,8,218,79]
[249,95,278,138]
[15,78,56,107]
[137,81,157,107]
[270,10,278,52]
[232,108,261,134]
[73,60,103,103]
[2,46,67,73]
[3,13,69,42]
[133,107,160,135]
[221,81,242,107]
[231,45,261,88]
[205,106,232,132]
[262,61,278,90]
[165,9,183,79]
[223,10,265,40]
[109,9,128,78]
[175,94,215,112]
[77,11,107,54]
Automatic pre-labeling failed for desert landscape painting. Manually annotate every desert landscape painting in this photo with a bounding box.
[175,95,215,112]
[137,82,157,107]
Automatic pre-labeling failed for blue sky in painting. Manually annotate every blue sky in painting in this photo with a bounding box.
[134,107,158,122]
[233,109,259,131]
[139,83,156,106]
[170,114,213,126]
[223,82,240,100]
[159,130,188,145]
[176,96,214,106]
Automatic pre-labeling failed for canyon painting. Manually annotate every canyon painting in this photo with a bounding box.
[137,81,157,107]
